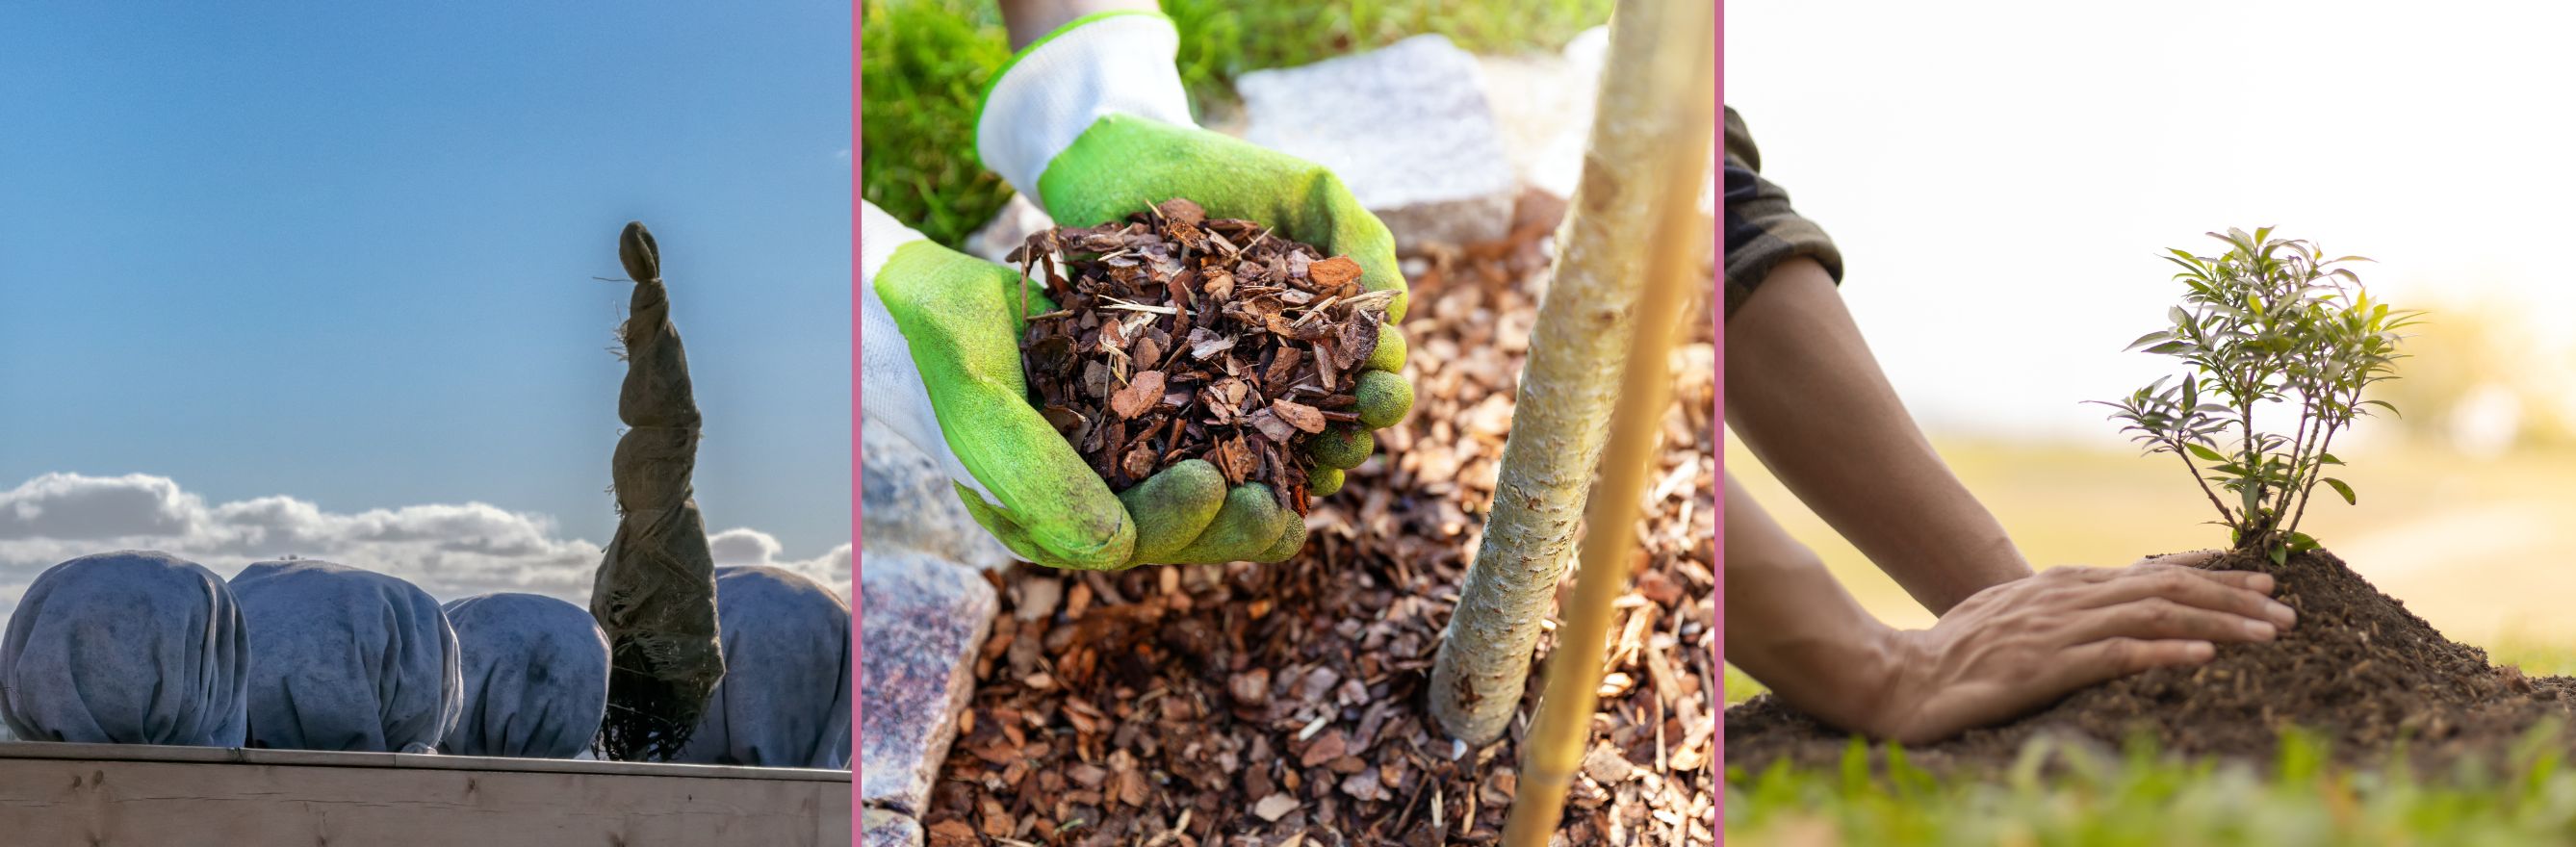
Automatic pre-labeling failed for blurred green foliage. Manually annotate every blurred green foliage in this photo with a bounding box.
[1728,727,2576,846]
[1164,0,1613,110]
[862,0,1610,248]
[860,0,1015,248]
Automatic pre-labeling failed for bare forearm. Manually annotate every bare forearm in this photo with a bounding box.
[1722,474,1907,735]
[1729,472,2288,743]
[1725,257,2030,614]
[997,0,1160,48]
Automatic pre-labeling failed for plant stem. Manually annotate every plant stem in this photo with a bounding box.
[2173,444,2235,526]
[2275,394,2315,526]
[2237,389,2264,543]
[2281,394,2332,531]
[2284,416,2343,541]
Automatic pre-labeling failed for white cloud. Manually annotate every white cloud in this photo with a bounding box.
[0,474,846,626]
[708,526,852,588]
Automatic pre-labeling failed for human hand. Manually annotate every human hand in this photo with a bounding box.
[1855,551,2296,744]
[974,12,1412,498]
[861,202,1304,570]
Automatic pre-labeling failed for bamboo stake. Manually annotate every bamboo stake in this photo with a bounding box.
[1498,2,1714,841]
[1428,0,1717,747]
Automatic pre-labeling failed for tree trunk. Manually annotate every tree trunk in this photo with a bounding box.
[1428,0,1717,747]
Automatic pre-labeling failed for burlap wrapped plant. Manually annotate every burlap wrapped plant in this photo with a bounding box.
[590,221,725,761]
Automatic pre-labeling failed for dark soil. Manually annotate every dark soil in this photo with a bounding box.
[1727,548,2576,776]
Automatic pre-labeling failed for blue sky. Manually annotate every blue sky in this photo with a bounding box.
[0,3,852,567]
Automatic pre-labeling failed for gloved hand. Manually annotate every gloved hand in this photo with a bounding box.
[862,202,1305,570]
[974,10,1413,498]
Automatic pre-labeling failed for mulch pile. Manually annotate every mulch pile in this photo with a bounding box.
[1728,548,2576,776]
[1016,198,1394,508]
[922,192,1718,845]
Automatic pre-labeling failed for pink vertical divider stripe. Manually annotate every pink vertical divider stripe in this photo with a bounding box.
[848,1,866,842]
[1710,2,1727,842]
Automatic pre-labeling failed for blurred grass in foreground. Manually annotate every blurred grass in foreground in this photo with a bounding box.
[861,0,1610,247]
[1728,727,2576,846]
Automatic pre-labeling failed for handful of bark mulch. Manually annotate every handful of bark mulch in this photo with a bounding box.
[1013,198,1391,514]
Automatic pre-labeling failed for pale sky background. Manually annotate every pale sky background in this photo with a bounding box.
[0,2,851,618]
[1727,1,2576,446]
[1727,2,2576,643]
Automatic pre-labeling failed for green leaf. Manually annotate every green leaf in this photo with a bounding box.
[2324,477,2357,505]
[2269,544,2289,566]
[2184,443,2228,463]
[2125,330,2175,350]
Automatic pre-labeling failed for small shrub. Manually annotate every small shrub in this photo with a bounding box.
[2091,227,2421,563]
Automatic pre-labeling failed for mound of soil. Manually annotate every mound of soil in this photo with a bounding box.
[1727,549,2576,775]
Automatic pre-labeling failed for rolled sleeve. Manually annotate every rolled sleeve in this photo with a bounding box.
[1724,107,1842,319]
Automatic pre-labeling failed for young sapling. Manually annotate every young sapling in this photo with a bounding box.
[2090,227,2421,564]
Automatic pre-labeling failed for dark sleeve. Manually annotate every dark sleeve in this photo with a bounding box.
[1724,106,1842,319]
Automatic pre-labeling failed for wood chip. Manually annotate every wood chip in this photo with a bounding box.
[1109,370,1166,420]
[1308,255,1363,294]
[1271,399,1328,434]
[1252,793,1300,822]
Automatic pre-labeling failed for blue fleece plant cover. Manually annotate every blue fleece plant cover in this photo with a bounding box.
[438,592,609,758]
[0,551,250,746]
[677,566,851,768]
[231,559,462,753]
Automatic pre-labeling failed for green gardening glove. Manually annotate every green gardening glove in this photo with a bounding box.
[974,11,1414,499]
[862,201,1305,569]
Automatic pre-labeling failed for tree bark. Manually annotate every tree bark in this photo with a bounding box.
[1428,0,1716,747]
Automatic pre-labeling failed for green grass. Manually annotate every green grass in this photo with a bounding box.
[1728,729,2576,846]
[861,0,1609,247]
[861,0,1016,247]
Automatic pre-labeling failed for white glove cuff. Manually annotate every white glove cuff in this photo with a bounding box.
[858,201,993,501]
[974,13,1196,203]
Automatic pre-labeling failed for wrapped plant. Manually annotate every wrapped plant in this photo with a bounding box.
[2091,227,2421,564]
[591,221,725,760]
